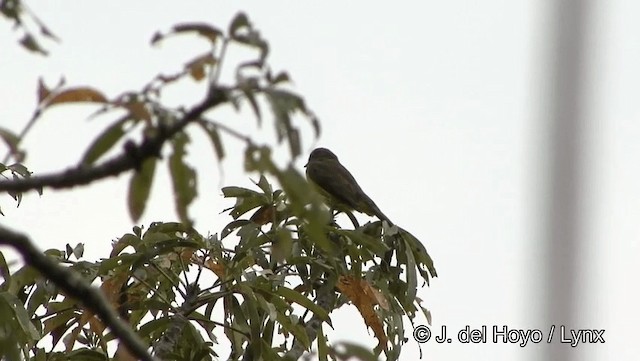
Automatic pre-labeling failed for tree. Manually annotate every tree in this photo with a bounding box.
[0,5,436,360]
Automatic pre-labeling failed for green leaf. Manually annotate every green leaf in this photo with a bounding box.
[336,229,389,256]
[254,175,272,197]
[20,33,48,55]
[7,266,39,294]
[399,227,437,283]
[264,89,306,158]
[128,157,157,222]
[332,341,379,361]
[0,292,41,342]
[221,186,261,199]
[221,219,252,239]
[168,131,197,225]
[0,127,20,154]
[0,252,9,291]
[239,84,262,126]
[275,287,330,322]
[8,163,31,178]
[229,12,250,39]
[269,71,290,85]
[66,349,108,361]
[197,120,225,161]
[317,326,329,361]
[80,116,128,165]
[403,237,418,303]
[138,317,171,340]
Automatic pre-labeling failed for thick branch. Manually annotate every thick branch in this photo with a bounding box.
[0,90,226,193]
[0,224,156,361]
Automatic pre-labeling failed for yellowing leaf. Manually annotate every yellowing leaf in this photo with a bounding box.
[205,260,225,278]
[185,53,216,81]
[337,275,388,351]
[46,87,107,107]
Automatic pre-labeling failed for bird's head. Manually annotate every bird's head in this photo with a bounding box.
[305,147,338,167]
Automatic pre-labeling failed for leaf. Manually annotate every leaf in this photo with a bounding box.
[249,205,276,226]
[20,33,48,55]
[336,229,389,256]
[275,287,330,322]
[8,163,31,178]
[37,77,51,102]
[317,326,329,361]
[399,227,437,282]
[45,87,107,107]
[229,12,250,38]
[270,71,290,85]
[80,116,129,165]
[168,132,197,225]
[222,186,261,199]
[0,251,10,289]
[0,127,19,154]
[264,89,305,158]
[239,84,262,125]
[173,23,223,44]
[128,157,157,222]
[337,276,388,351]
[404,238,418,302]
[254,175,272,197]
[0,292,41,342]
[196,120,225,161]
[185,53,217,81]
[221,219,252,239]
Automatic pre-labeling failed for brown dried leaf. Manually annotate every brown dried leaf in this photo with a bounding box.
[250,205,275,225]
[100,273,128,307]
[46,87,108,107]
[205,260,225,278]
[185,53,216,81]
[337,275,388,350]
[126,101,151,121]
[180,248,196,262]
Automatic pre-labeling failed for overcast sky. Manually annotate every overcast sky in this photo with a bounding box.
[1,1,638,360]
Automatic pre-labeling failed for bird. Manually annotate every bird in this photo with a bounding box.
[304,147,393,226]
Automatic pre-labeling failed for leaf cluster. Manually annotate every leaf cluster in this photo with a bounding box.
[1,172,436,360]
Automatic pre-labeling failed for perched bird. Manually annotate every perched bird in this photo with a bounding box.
[304,147,392,225]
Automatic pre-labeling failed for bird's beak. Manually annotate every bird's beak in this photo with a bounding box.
[304,162,308,168]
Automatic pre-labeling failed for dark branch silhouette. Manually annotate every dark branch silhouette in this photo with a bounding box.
[0,224,157,361]
[0,89,227,193]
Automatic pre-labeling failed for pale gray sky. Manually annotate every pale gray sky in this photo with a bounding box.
[1,1,638,360]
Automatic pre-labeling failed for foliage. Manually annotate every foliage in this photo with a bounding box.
[0,9,436,361]
[0,176,436,360]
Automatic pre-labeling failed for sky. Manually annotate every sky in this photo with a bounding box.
[1,1,639,360]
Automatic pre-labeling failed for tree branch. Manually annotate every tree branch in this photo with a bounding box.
[0,90,227,193]
[0,224,157,361]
